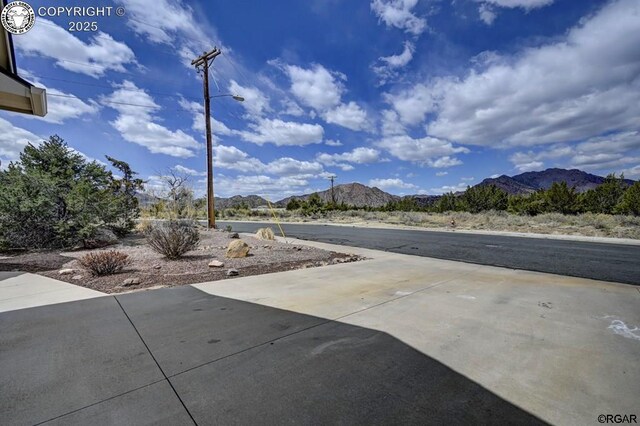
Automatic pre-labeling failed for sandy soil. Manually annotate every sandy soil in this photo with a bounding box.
[0,229,363,294]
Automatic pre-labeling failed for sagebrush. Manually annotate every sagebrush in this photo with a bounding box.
[79,250,131,276]
[145,221,200,259]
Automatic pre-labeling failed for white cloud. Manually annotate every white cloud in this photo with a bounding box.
[103,81,200,158]
[215,174,312,199]
[371,0,427,35]
[372,41,415,85]
[178,98,233,139]
[238,118,324,146]
[229,80,270,118]
[0,118,41,164]
[377,135,468,167]
[214,145,266,173]
[389,0,640,148]
[478,4,497,25]
[430,183,469,194]
[480,0,554,10]
[325,139,343,146]
[265,158,324,176]
[278,62,370,131]
[369,178,417,190]
[284,63,344,111]
[510,131,640,172]
[15,19,135,77]
[116,0,207,46]
[316,147,381,166]
[436,171,448,176]
[173,165,206,176]
[322,102,370,131]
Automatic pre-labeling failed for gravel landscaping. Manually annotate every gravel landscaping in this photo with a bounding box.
[0,229,364,294]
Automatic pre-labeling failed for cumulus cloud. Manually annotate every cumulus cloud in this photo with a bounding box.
[0,118,41,164]
[102,81,200,158]
[377,135,468,167]
[325,139,343,146]
[229,80,270,118]
[436,171,448,176]
[387,0,640,149]
[278,62,370,131]
[214,174,312,199]
[372,41,415,85]
[480,0,554,10]
[370,0,427,35]
[510,131,640,172]
[285,63,344,111]
[178,98,234,140]
[238,118,324,146]
[316,147,381,168]
[369,178,417,190]
[478,4,497,25]
[321,101,370,131]
[15,19,135,77]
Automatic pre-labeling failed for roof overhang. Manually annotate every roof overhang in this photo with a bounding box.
[0,4,47,117]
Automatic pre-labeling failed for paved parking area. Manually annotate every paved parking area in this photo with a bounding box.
[1,286,541,425]
[1,240,638,425]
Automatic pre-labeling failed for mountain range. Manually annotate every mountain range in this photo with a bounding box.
[477,168,635,195]
[139,168,636,209]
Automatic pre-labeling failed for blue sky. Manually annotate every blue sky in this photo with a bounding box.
[1,0,639,199]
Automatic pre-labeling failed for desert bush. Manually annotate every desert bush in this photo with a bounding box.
[145,221,200,259]
[79,250,131,276]
[0,136,142,249]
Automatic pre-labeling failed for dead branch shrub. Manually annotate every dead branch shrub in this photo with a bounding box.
[145,221,200,259]
[79,250,131,276]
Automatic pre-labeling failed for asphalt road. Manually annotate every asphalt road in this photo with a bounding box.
[219,221,640,285]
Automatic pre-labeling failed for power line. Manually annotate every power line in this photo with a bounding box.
[37,75,201,102]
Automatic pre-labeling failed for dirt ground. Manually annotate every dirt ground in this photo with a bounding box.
[0,229,363,294]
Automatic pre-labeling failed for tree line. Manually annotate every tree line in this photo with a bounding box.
[285,175,640,216]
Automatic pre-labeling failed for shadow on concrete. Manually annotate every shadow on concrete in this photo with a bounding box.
[1,286,546,425]
[0,271,25,282]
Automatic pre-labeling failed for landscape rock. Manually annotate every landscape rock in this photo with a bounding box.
[153,265,162,269]
[226,240,250,258]
[226,268,239,277]
[58,269,74,275]
[208,260,224,268]
[71,275,83,280]
[228,232,239,239]
[123,278,140,286]
[255,227,275,240]
[83,227,119,249]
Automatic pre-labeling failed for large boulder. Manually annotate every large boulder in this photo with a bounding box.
[83,228,119,249]
[226,240,250,258]
[255,227,275,240]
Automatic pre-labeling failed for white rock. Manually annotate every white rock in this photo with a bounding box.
[226,268,239,277]
[208,260,224,268]
[58,269,74,275]
[123,278,140,286]
[72,275,83,280]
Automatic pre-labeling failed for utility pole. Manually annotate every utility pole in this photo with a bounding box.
[327,175,337,205]
[192,47,221,229]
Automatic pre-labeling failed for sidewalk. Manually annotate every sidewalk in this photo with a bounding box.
[0,271,104,313]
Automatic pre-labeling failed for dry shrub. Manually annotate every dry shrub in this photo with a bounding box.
[136,218,154,233]
[79,250,131,276]
[146,221,200,259]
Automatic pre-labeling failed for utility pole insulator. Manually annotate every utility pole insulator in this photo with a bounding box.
[193,47,221,229]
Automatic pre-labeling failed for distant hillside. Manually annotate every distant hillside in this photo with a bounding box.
[477,168,635,195]
[215,195,269,209]
[276,182,399,208]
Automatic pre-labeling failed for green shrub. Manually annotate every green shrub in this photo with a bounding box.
[79,250,131,276]
[616,181,640,215]
[0,136,142,249]
[146,221,200,259]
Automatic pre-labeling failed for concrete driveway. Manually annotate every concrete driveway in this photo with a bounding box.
[1,239,638,425]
